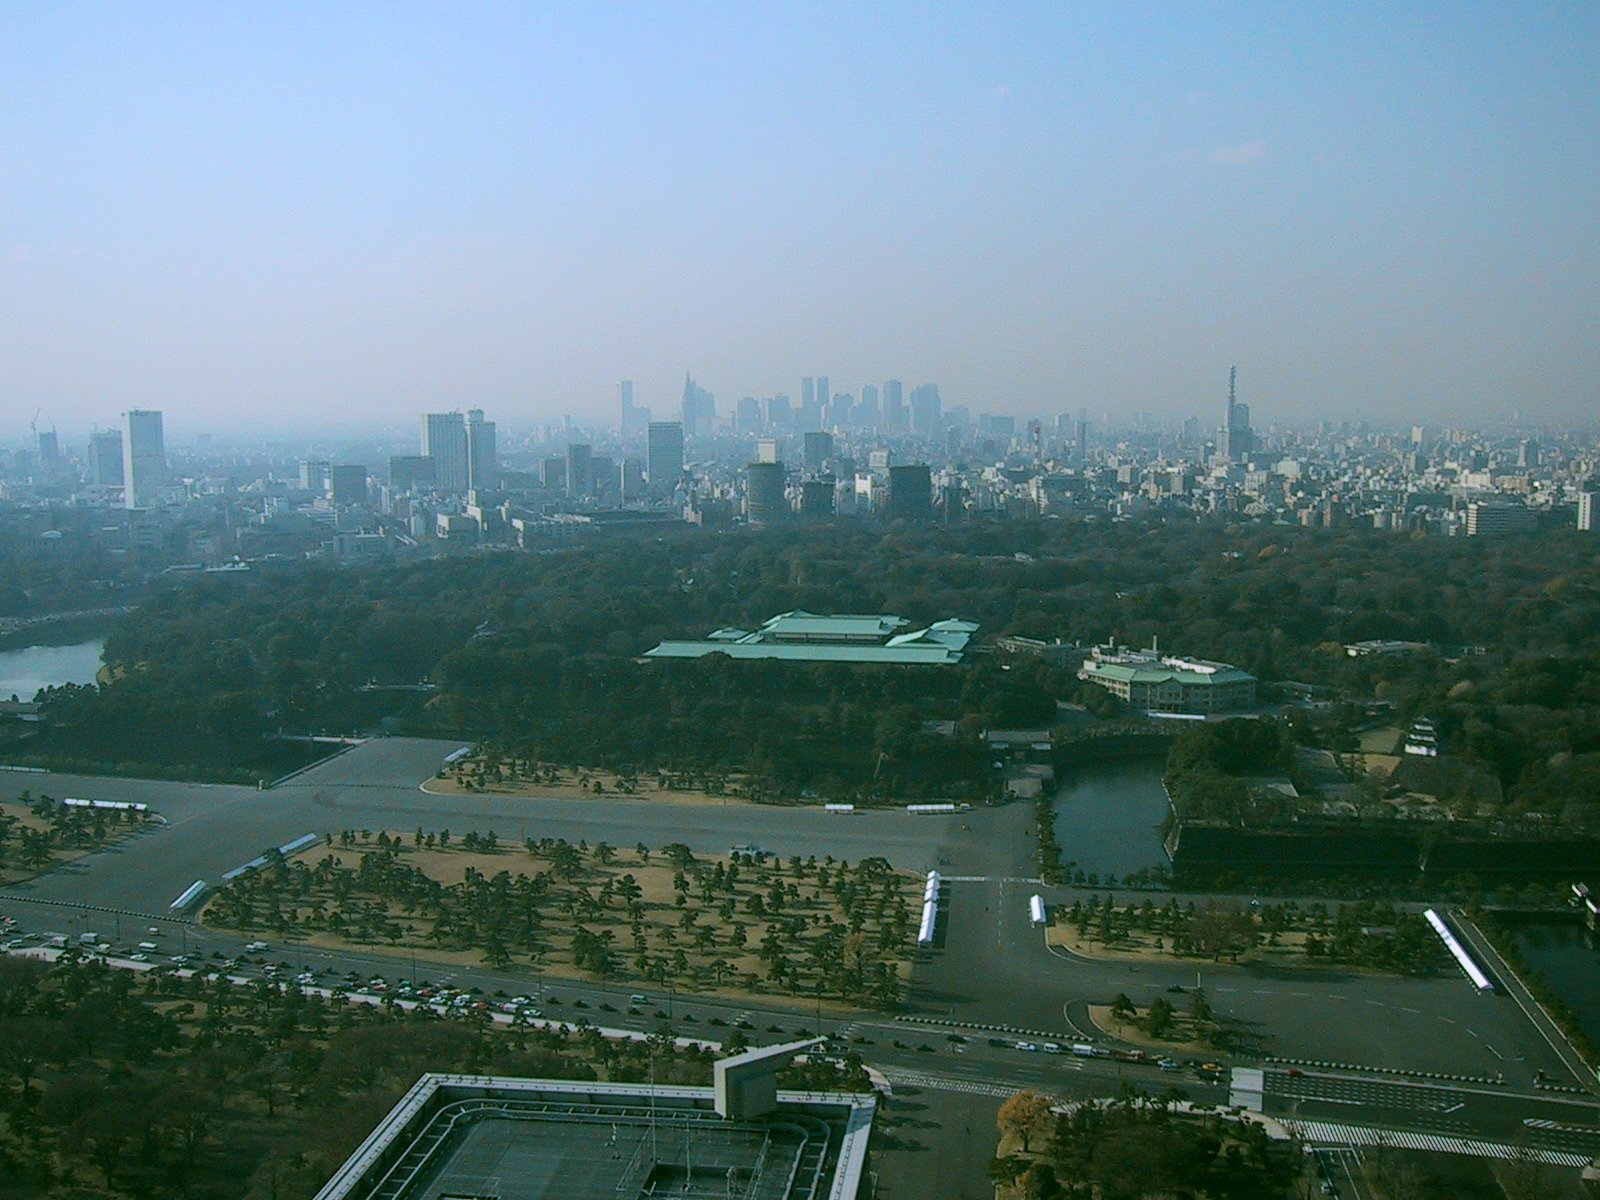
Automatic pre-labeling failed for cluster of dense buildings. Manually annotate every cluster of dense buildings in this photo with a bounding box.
[3,368,1598,564]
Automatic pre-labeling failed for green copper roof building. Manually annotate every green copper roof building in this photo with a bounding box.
[1078,641,1257,714]
[645,610,978,665]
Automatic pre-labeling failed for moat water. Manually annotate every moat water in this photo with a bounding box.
[1049,754,1172,880]
[0,638,106,701]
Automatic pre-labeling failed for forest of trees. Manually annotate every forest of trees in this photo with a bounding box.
[992,1089,1295,1199]
[1163,720,1299,828]
[0,952,863,1200]
[10,518,1598,813]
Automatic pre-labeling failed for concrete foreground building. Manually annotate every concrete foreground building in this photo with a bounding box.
[312,1065,874,1200]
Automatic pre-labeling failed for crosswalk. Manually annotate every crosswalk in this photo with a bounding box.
[1295,1120,1594,1167]
[881,1070,1029,1100]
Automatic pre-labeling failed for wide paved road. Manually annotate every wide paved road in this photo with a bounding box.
[909,877,1582,1088]
[4,739,1593,1114]
[0,738,1029,917]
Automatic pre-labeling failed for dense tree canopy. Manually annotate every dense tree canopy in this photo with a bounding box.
[14,519,1599,809]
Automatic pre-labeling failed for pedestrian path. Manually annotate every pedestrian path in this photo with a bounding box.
[881,1069,1024,1100]
[1294,1120,1593,1167]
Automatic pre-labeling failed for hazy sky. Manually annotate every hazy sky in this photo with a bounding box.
[3,3,1597,436]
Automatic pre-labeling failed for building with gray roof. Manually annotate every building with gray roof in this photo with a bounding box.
[312,1069,875,1200]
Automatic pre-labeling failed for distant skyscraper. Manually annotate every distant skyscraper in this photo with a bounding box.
[681,373,715,437]
[910,383,942,437]
[567,442,593,497]
[1220,366,1254,462]
[803,430,834,476]
[882,379,906,433]
[328,464,367,506]
[736,396,763,434]
[621,456,646,501]
[745,460,787,525]
[756,437,781,465]
[422,412,470,493]
[620,380,636,429]
[299,460,331,491]
[389,455,436,490]
[88,429,124,487]
[466,409,499,491]
[646,421,684,501]
[815,376,829,418]
[801,377,815,411]
[36,429,59,475]
[859,384,879,428]
[886,463,933,521]
[800,477,835,518]
[122,409,166,508]
[762,394,792,432]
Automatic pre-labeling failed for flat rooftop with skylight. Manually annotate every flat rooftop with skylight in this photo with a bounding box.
[312,1055,875,1200]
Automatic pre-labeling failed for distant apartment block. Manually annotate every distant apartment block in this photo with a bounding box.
[1078,642,1257,714]
[646,611,978,665]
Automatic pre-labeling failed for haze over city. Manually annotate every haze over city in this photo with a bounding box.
[3,3,1597,435]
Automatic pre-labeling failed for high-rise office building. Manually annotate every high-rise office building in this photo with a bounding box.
[910,383,942,437]
[328,464,368,506]
[539,456,568,490]
[801,378,816,412]
[621,457,647,502]
[858,384,879,429]
[422,412,470,493]
[1220,367,1254,462]
[122,409,166,508]
[745,461,787,526]
[882,379,906,433]
[567,443,593,497]
[389,455,436,490]
[646,421,684,501]
[300,460,331,491]
[736,396,763,434]
[762,394,792,432]
[681,373,715,437]
[800,477,836,518]
[852,388,880,430]
[803,431,834,476]
[620,380,636,429]
[466,409,499,491]
[886,463,933,521]
[36,430,60,475]
[88,429,124,487]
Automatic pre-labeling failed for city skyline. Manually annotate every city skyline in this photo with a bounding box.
[2,5,1597,432]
